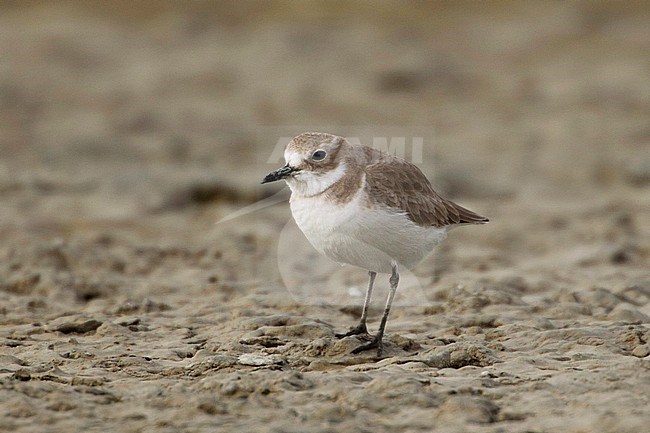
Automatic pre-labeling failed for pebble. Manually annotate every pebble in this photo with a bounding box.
[419,343,499,368]
[237,353,285,366]
[46,316,103,334]
[13,368,31,381]
[631,345,649,358]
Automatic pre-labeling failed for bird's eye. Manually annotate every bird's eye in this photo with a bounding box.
[312,150,327,161]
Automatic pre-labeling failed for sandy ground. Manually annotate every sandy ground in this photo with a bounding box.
[1,1,649,432]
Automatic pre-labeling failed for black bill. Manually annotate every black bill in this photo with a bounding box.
[261,164,299,184]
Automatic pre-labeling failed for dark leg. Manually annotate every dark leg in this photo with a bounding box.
[336,271,376,338]
[352,263,399,357]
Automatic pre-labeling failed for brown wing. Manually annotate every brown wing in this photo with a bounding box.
[364,156,489,228]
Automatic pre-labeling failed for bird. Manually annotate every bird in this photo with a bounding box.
[262,132,488,357]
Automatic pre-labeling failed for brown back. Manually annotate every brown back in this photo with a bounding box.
[363,150,489,228]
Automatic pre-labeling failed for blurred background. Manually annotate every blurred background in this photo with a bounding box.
[1,1,649,431]
[1,0,649,299]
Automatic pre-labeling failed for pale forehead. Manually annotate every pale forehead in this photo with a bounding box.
[286,132,339,153]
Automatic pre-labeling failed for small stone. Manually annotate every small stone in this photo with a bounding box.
[47,316,103,334]
[13,369,31,381]
[419,343,499,368]
[95,321,131,336]
[631,345,649,358]
[237,353,285,366]
[239,334,286,347]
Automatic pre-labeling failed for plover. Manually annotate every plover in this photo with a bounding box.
[262,132,488,356]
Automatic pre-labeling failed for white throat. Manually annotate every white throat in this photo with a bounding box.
[285,162,347,197]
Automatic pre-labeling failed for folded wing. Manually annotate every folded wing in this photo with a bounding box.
[364,156,489,228]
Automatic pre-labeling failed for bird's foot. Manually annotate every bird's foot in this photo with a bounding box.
[351,335,384,358]
[335,323,369,339]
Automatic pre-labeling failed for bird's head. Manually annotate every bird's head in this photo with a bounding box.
[262,132,349,196]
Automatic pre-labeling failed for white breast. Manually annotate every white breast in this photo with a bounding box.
[289,181,447,274]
